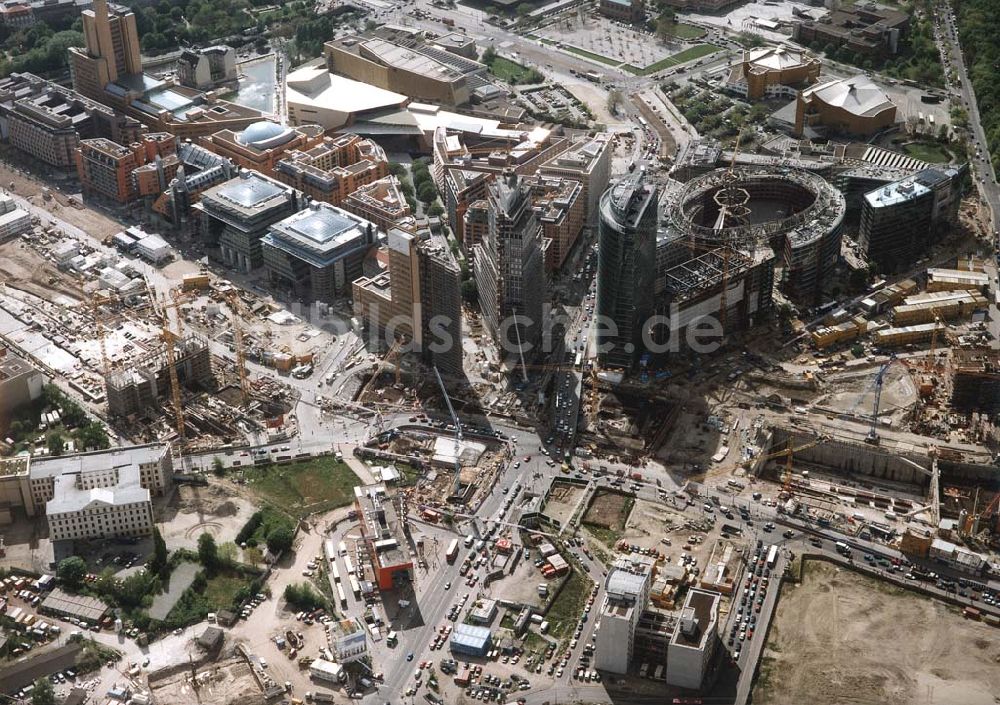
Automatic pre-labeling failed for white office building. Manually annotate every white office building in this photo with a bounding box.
[46,464,154,541]
[665,589,720,690]
[594,564,652,674]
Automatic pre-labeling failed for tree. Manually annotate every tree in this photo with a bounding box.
[32,678,55,705]
[218,541,239,565]
[57,556,87,588]
[149,527,168,575]
[417,181,437,204]
[516,3,532,17]
[243,546,264,568]
[47,432,64,456]
[211,457,225,477]
[481,46,497,64]
[266,526,294,555]
[427,203,445,218]
[461,278,477,305]
[197,532,218,569]
[283,582,324,610]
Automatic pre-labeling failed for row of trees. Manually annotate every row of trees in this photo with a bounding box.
[7,384,108,455]
[954,0,1000,171]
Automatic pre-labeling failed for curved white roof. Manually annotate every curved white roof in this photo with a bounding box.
[238,121,296,149]
[747,46,812,71]
[803,75,895,118]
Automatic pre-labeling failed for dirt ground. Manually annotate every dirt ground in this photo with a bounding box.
[582,489,631,529]
[757,561,1000,705]
[542,481,585,526]
[0,240,84,303]
[157,483,259,551]
[0,149,123,241]
[149,656,267,705]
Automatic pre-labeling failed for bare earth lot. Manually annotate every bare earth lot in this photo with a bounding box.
[756,561,1000,705]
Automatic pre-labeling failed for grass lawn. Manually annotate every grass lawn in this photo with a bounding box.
[546,570,593,639]
[582,522,622,548]
[902,140,951,163]
[561,44,622,67]
[203,572,253,609]
[582,523,623,552]
[626,44,720,76]
[162,567,261,629]
[489,56,538,83]
[660,22,705,40]
[244,456,360,517]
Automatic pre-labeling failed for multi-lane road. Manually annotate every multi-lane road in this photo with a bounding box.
[936,2,1000,231]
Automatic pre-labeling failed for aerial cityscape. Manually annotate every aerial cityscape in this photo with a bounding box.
[0,0,999,703]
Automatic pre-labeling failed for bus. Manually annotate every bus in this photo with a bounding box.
[574,351,583,369]
[336,583,347,608]
[344,556,355,576]
[766,544,778,569]
[349,575,362,599]
[637,116,648,127]
[835,541,851,556]
[654,665,664,681]
[330,561,341,583]
[446,538,460,564]
[338,541,348,556]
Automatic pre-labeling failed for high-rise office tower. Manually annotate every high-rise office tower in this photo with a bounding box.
[69,0,142,101]
[474,172,546,361]
[596,173,658,369]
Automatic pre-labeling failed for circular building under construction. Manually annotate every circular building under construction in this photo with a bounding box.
[667,166,846,303]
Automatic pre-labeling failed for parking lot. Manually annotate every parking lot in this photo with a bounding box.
[538,16,673,68]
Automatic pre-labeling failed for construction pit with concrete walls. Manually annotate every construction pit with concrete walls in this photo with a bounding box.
[760,424,1000,539]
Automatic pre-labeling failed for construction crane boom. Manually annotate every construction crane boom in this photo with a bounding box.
[225,291,251,405]
[866,357,895,444]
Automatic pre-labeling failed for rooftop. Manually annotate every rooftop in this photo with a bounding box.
[262,202,375,269]
[201,170,299,219]
[29,443,168,480]
[746,46,814,71]
[286,65,408,121]
[46,464,150,515]
[671,588,719,650]
[354,483,411,569]
[802,75,894,118]
[864,176,931,208]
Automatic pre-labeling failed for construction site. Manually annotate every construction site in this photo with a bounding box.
[0,214,346,452]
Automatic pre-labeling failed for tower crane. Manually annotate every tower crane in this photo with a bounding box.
[432,365,464,497]
[88,292,118,379]
[865,357,895,445]
[157,295,187,451]
[225,290,251,406]
[733,435,829,497]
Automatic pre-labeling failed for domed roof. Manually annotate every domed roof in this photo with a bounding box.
[237,121,296,149]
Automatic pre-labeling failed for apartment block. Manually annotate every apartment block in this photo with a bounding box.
[0,444,173,520]
[0,72,142,168]
[538,134,611,232]
[342,175,413,233]
[273,133,390,206]
[76,133,176,204]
